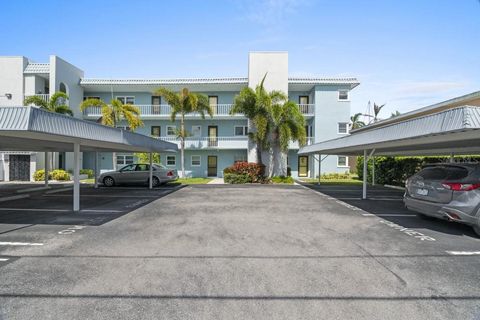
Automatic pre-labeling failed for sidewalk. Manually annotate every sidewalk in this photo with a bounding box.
[207,178,225,184]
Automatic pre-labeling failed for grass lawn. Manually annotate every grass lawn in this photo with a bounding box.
[80,178,95,183]
[300,178,363,186]
[175,178,213,185]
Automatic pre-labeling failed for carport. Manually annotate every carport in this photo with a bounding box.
[0,106,178,211]
[299,106,480,199]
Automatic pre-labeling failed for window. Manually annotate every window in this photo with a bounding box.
[191,125,201,138]
[234,126,249,136]
[338,122,348,134]
[166,155,176,166]
[209,96,218,114]
[151,126,161,137]
[167,125,176,136]
[117,154,134,166]
[234,154,247,163]
[337,156,348,167]
[83,96,101,101]
[305,125,313,137]
[135,164,150,171]
[338,90,349,101]
[151,96,161,105]
[191,155,201,166]
[299,96,309,105]
[119,164,136,172]
[116,96,135,104]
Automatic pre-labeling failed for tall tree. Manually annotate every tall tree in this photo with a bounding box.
[350,112,366,130]
[267,98,306,177]
[154,88,213,178]
[24,92,73,116]
[230,76,270,166]
[373,103,386,122]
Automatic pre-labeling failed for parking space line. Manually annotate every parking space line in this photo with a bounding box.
[0,241,44,246]
[0,258,9,261]
[0,208,70,212]
[43,194,161,198]
[81,209,123,213]
[446,251,480,256]
[375,214,417,217]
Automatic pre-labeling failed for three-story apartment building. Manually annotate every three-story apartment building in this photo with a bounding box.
[0,52,359,180]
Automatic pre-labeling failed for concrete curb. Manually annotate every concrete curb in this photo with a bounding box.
[0,194,30,203]
[384,184,405,191]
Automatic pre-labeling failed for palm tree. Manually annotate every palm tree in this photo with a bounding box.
[154,88,213,178]
[24,92,73,116]
[350,112,366,130]
[373,103,385,122]
[79,98,143,129]
[230,75,271,166]
[390,110,401,118]
[267,98,306,177]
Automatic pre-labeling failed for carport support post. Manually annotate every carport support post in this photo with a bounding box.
[44,152,49,187]
[318,154,321,185]
[73,142,80,212]
[362,149,368,200]
[372,156,375,186]
[94,151,98,189]
[149,152,153,189]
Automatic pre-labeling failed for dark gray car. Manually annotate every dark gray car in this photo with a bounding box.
[404,163,480,236]
[98,163,178,187]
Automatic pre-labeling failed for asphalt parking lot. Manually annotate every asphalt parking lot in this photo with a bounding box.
[0,183,479,319]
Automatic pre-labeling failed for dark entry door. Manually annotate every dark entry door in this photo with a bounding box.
[9,155,30,181]
[298,156,309,177]
[208,126,218,147]
[207,156,217,177]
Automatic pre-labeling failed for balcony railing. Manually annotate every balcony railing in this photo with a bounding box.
[289,137,314,149]
[158,136,248,149]
[83,103,316,118]
[25,94,50,103]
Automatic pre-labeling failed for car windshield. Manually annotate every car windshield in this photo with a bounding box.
[153,164,167,170]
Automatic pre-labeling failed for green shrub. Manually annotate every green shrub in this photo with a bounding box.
[80,169,94,178]
[224,173,253,184]
[223,162,265,183]
[51,169,70,181]
[318,172,352,180]
[271,176,294,184]
[356,156,480,186]
[34,169,50,181]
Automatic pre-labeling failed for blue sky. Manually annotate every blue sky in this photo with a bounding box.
[1,0,479,118]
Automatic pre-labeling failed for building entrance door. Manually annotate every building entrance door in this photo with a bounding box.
[207,156,217,177]
[9,155,30,181]
[298,156,309,177]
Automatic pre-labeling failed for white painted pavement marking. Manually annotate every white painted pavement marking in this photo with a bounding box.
[43,194,161,198]
[379,220,436,241]
[0,258,9,261]
[0,208,122,213]
[0,241,44,246]
[375,214,417,217]
[446,251,480,256]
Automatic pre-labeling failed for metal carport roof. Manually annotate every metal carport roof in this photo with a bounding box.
[299,106,480,157]
[298,106,480,199]
[0,106,178,211]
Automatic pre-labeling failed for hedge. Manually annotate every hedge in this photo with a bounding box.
[223,162,265,183]
[34,169,70,181]
[224,173,253,184]
[356,156,480,186]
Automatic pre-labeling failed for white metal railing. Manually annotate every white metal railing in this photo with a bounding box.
[25,94,50,103]
[158,136,248,149]
[83,103,315,117]
[298,104,315,115]
[289,137,314,149]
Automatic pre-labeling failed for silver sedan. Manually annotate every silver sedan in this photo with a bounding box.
[98,163,178,187]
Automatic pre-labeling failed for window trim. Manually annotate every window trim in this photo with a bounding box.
[299,95,309,105]
[337,122,349,134]
[337,156,349,167]
[115,96,135,105]
[151,126,161,137]
[191,155,201,167]
[338,90,349,101]
[166,125,176,137]
[166,155,176,166]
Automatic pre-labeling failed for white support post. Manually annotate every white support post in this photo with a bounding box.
[94,151,99,189]
[450,152,454,163]
[44,152,49,187]
[372,156,375,186]
[362,149,368,200]
[149,152,153,189]
[73,143,80,212]
[318,154,321,185]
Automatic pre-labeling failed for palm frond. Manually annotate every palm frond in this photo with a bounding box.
[24,96,49,109]
[80,98,106,111]
[49,92,69,107]
[53,105,74,116]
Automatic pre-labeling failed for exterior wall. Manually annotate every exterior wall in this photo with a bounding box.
[83,91,238,104]
[0,56,28,106]
[0,153,37,181]
[313,85,352,175]
[24,75,47,95]
[50,55,84,117]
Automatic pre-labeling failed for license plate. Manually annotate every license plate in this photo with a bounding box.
[416,188,428,196]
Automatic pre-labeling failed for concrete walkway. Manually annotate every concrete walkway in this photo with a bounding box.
[207,177,225,184]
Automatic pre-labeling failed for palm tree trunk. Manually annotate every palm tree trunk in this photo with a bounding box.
[271,140,287,177]
[180,116,185,178]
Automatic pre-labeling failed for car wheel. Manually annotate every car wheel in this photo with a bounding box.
[151,177,160,187]
[472,225,480,237]
[103,176,115,187]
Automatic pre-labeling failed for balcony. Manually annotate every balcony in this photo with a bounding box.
[24,94,50,103]
[158,136,248,149]
[83,103,315,119]
[289,137,314,149]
